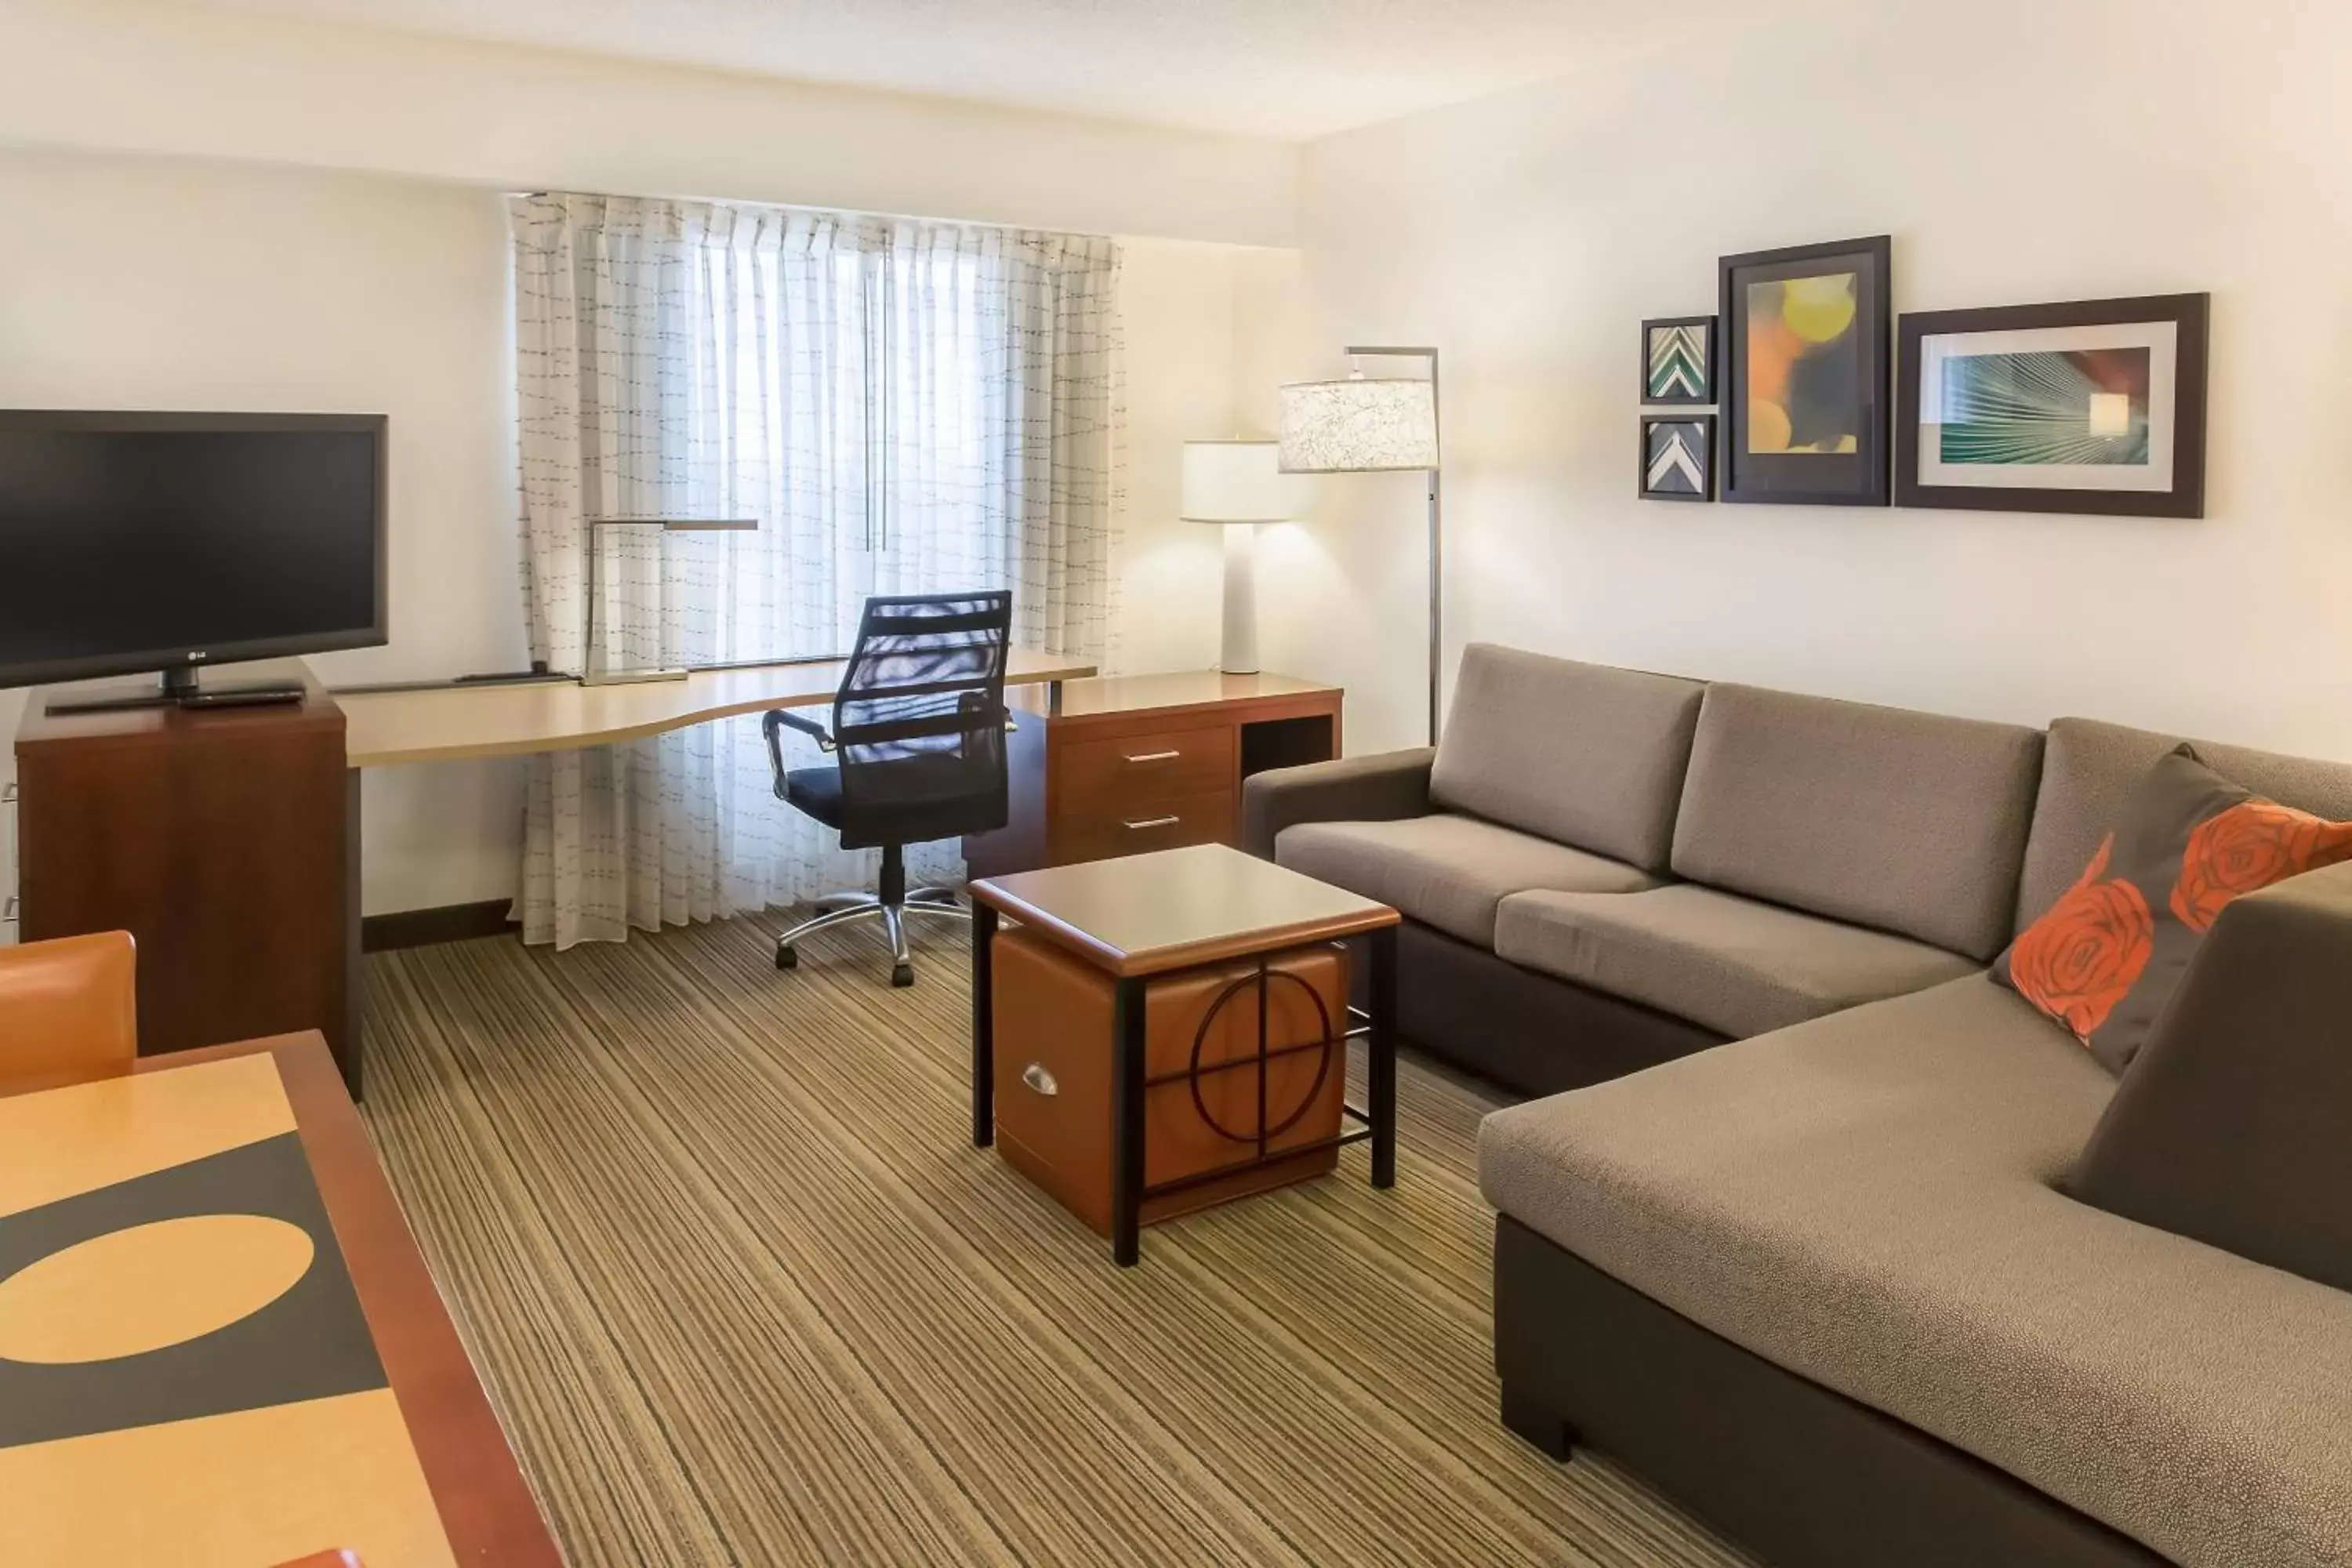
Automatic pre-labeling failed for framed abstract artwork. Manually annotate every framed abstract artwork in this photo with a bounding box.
[1718,235,1892,506]
[1642,315,1715,405]
[1896,293,2209,518]
[1641,414,1715,502]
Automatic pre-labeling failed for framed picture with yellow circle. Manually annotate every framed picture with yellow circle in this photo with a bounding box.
[1719,235,1891,506]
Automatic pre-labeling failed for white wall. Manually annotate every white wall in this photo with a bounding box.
[1113,241,1248,674]
[1272,0,2352,761]
[0,146,1262,915]
[0,0,1296,249]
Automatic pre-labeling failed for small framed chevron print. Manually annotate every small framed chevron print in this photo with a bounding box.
[1641,414,1715,502]
[1642,314,1716,405]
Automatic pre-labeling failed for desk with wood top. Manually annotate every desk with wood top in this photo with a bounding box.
[15,658,1339,1099]
[337,648,1101,768]
[0,1031,559,1568]
[965,670,1344,878]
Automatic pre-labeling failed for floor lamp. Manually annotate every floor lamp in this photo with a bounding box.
[1279,348,1443,744]
[1180,440,1298,675]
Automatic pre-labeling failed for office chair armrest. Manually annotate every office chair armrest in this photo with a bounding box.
[762,708,836,794]
[768,709,837,750]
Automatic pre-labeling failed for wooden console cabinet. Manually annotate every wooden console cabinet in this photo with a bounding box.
[13,662,357,1089]
[965,670,1342,878]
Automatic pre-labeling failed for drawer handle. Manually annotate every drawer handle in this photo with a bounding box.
[1021,1063,1059,1097]
[1123,749,1181,764]
[1122,815,1181,831]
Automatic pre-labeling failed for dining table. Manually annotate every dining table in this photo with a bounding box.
[0,1029,559,1568]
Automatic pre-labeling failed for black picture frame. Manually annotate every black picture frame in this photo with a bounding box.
[1641,315,1716,405]
[1895,292,2209,519]
[1718,235,1892,506]
[1640,414,1715,502]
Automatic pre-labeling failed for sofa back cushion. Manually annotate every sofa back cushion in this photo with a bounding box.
[1430,644,1704,872]
[1670,684,2045,960]
[2070,860,2352,1295]
[2017,718,2352,935]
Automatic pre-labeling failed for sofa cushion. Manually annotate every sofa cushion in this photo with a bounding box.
[2072,861,2352,1296]
[1429,644,1704,872]
[1494,884,1977,1038]
[2016,716,2352,934]
[1995,746,2352,1073]
[1478,975,2352,1568]
[1670,684,2044,961]
[1273,813,1658,947]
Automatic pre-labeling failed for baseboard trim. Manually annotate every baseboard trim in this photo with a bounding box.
[362,898,519,953]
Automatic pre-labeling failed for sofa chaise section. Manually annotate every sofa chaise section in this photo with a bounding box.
[1482,975,2352,1568]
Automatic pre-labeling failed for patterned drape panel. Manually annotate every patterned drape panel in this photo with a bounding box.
[510,193,1123,948]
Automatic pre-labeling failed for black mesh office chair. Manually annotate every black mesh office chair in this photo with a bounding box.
[763,590,1014,987]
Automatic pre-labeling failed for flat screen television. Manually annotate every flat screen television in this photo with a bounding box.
[0,410,387,706]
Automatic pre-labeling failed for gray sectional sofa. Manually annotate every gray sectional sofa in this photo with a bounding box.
[1241,643,2352,1568]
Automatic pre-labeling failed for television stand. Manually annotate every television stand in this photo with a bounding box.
[45,667,307,717]
[15,659,358,1093]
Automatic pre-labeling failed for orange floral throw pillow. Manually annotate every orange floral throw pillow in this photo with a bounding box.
[1996,746,2352,1073]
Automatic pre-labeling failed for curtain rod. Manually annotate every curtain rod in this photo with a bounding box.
[510,189,1117,245]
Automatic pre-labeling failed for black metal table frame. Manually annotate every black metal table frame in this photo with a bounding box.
[970,906,1398,1266]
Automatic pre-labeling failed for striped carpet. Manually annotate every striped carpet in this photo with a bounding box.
[359,910,1748,1568]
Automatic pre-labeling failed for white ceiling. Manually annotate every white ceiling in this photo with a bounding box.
[157,0,1754,140]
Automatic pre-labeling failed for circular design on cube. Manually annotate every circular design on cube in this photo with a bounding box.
[1189,969,1338,1147]
[0,1214,316,1365]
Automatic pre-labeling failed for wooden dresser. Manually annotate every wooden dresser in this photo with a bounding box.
[13,662,356,1090]
[965,671,1343,878]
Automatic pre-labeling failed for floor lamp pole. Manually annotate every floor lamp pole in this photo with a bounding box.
[1341,344,1442,748]
[1425,466,1442,747]
[1422,350,1442,749]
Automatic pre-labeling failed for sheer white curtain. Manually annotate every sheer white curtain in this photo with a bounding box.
[510,193,1123,948]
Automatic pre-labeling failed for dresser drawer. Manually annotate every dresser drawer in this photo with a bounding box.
[1058,724,1234,811]
[1056,788,1236,864]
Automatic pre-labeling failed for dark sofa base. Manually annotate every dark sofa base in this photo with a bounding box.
[1350,920,1726,1098]
[1494,1215,2165,1568]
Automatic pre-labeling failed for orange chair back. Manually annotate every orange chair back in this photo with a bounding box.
[0,931,138,1091]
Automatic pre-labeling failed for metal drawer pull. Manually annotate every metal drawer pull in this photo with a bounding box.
[1123,749,1181,764]
[1020,1063,1059,1097]
[1122,815,1181,831]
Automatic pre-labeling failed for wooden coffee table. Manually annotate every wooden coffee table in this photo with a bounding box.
[967,844,1403,1266]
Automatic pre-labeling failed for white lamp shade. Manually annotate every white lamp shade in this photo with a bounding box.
[1278,377,1438,473]
[1179,440,1295,524]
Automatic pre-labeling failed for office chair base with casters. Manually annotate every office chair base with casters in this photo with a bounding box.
[773,846,971,987]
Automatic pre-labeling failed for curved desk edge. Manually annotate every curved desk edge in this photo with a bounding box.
[339,652,1098,768]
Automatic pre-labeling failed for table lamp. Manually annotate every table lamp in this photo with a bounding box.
[1279,349,1441,742]
[583,516,757,684]
[1179,441,1297,676]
